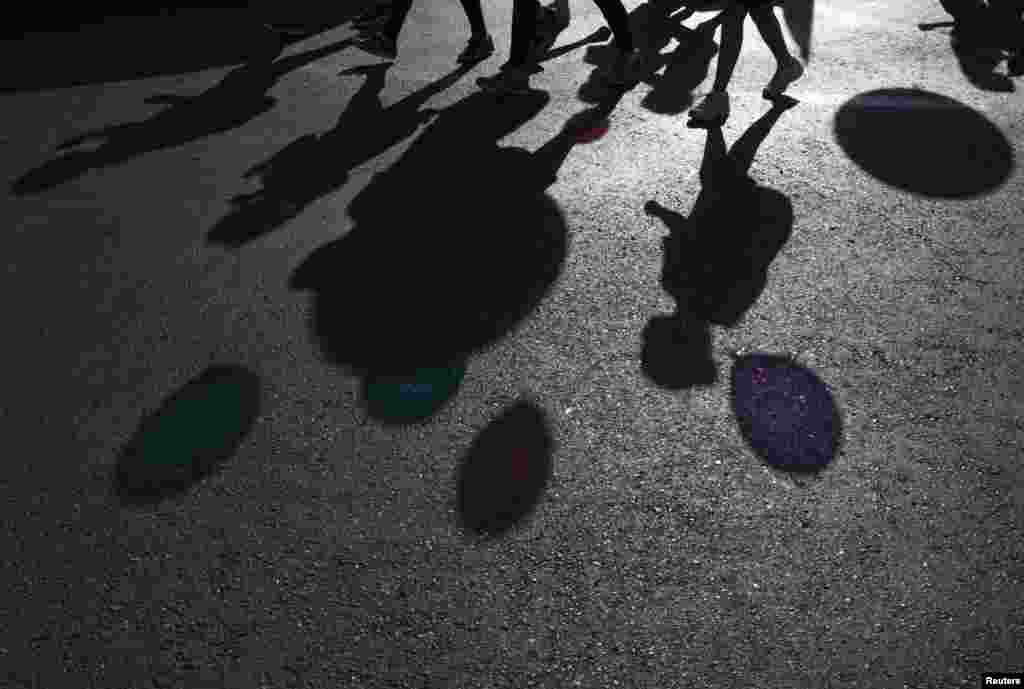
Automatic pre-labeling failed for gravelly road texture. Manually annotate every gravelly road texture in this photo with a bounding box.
[1,1,1021,687]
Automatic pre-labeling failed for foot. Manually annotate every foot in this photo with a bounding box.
[763,57,804,99]
[355,31,398,60]
[457,34,495,63]
[689,91,729,125]
[476,68,532,95]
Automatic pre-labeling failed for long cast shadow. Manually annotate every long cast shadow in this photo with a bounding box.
[11,38,354,196]
[207,60,475,247]
[2,6,370,93]
[642,96,798,389]
[289,90,624,424]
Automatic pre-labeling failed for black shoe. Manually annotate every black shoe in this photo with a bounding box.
[457,34,495,63]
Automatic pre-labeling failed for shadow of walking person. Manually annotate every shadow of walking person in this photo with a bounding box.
[207,60,474,247]
[11,38,353,196]
[641,95,797,390]
[289,91,621,424]
[577,0,725,106]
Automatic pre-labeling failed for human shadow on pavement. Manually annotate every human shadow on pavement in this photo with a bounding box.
[1,7,363,93]
[114,365,261,508]
[641,96,797,390]
[207,61,474,247]
[833,88,1015,199]
[11,38,353,196]
[456,399,555,539]
[289,92,624,425]
[729,351,842,479]
[577,0,725,109]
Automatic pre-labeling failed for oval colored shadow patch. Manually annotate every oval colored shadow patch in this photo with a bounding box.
[363,362,466,425]
[574,119,610,144]
[116,365,261,504]
[456,400,554,538]
[833,88,1014,198]
[730,353,841,475]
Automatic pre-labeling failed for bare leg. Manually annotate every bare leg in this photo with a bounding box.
[748,4,796,66]
[457,0,489,37]
[712,4,747,92]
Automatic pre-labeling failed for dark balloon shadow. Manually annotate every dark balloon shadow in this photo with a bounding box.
[207,60,472,247]
[11,38,353,196]
[833,88,1015,199]
[2,6,367,93]
[289,91,623,424]
[642,97,797,390]
[456,400,555,539]
[729,352,842,477]
[114,365,261,507]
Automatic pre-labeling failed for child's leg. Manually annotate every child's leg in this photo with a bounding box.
[457,0,489,37]
[591,0,634,52]
[712,3,747,92]
[748,3,797,67]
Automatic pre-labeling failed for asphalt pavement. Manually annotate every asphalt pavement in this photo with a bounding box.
[1,1,1022,687]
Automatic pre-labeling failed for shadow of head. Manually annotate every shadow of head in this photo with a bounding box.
[115,365,261,507]
[641,313,717,389]
[729,353,842,476]
[456,400,554,538]
[288,91,568,377]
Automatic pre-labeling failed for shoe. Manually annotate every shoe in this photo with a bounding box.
[355,31,398,60]
[457,34,495,63]
[763,58,804,99]
[689,91,729,125]
[600,48,643,88]
[476,68,531,95]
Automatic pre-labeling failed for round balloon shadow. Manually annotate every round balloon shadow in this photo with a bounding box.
[833,88,1014,198]
[115,365,261,506]
[730,353,841,475]
[456,400,554,539]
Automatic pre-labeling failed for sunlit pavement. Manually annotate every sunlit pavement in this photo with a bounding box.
[1,1,1021,686]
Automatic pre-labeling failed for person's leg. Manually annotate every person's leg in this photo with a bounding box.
[477,0,539,93]
[455,0,496,62]
[356,0,412,59]
[382,0,415,43]
[690,3,746,123]
[591,0,633,52]
[712,3,746,92]
[748,3,791,64]
[509,0,542,68]
[457,0,489,37]
[748,2,804,97]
